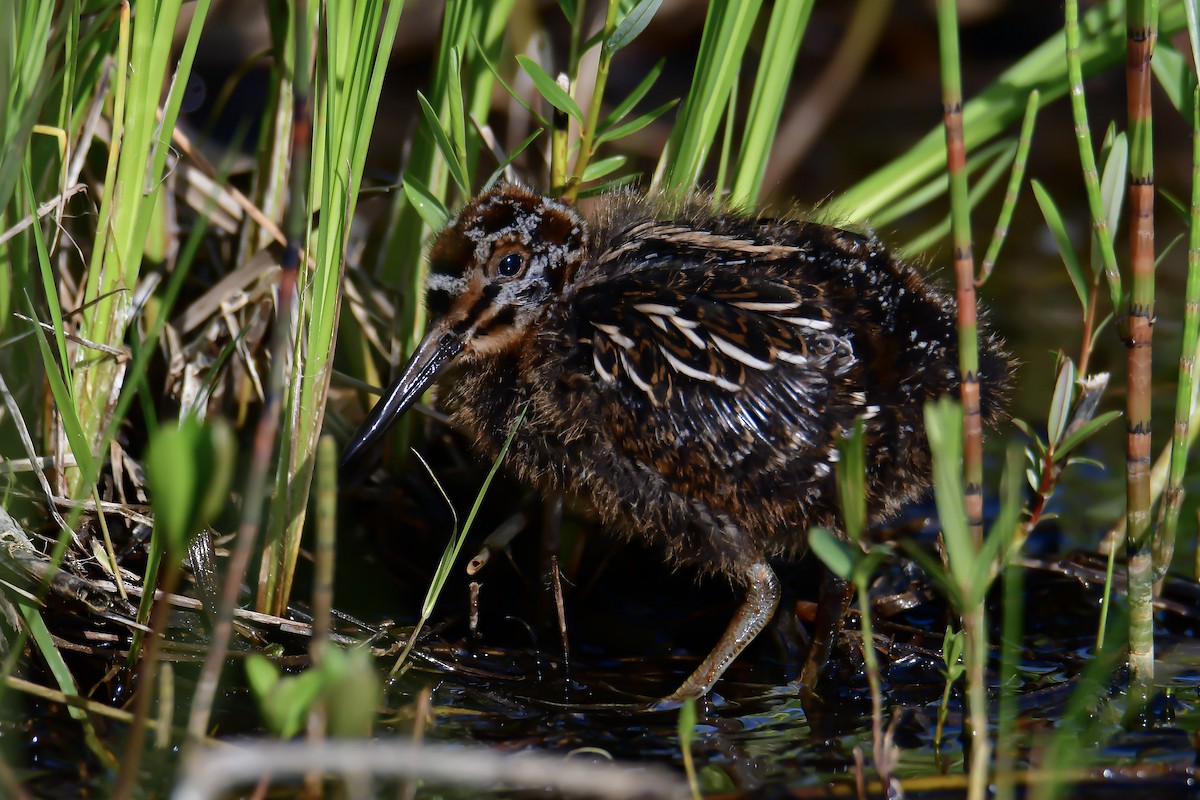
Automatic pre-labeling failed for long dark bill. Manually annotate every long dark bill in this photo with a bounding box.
[340,326,464,468]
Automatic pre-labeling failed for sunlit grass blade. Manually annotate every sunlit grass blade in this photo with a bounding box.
[728,0,813,208]
[901,139,1015,256]
[403,174,451,230]
[417,90,470,195]
[833,2,1187,224]
[874,137,1013,228]
[658,0,765,190]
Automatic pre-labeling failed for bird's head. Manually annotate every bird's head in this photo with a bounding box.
[342,185,587,466]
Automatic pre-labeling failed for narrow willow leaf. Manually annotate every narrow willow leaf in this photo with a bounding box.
[942,626,966,678]
[1150,41,1197,117]
[1098,132,1128,250]
[599,58,666,131]
[476,39,550,127]
[1032,180,1089,308]
[596,99,678,145]
[606,0,663,55]
[1047,358,1077,447]
[557,0,578,21]
[1010,417,1036,439]
[1056,409,1123,457]
[581,154,627,182]
[576,173,639,197]
[516,54,583,121]
[483,127,545,190]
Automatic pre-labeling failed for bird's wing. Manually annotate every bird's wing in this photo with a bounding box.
[572,265,866,477]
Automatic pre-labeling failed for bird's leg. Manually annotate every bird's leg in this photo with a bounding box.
[796,567,853,699]
[666,560,781,702]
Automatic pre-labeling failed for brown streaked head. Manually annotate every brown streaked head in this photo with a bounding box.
[341,185,588,467]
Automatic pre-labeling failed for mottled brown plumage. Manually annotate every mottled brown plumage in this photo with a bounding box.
[344,184,1009,700]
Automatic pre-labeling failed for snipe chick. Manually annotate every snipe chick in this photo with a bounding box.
[343,185,1009,701]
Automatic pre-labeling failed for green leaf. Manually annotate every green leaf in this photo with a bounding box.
[605,0,663,55]
[1047,358,1077,447]
[576,172,639,197]
[835,418,867,544]
[245,654,325,739]
[808,526,855,581]
[416,90,470,194]
[320,647,381,738]
[1151,41,1197,118]
[582,154,627,182]
[402,174,451,230]
[596,99,678,145]
[973,444,1025,595]
[941,626,966,679]
[1097,132,1127,254]
[245,653,281,699]
[1010,417,1045,452]
[853,544,892,586]
[145,416,234,561]
[446,48,468,183]
[924,399,972,592]
[1032,180,1088,309]
[516,55,583,121]
[1056,410,1123,458]
[481,127,544,190]
[899,540,965,611]
[599,59,666,130]
[475,39,550,127]
[557,0,578,22]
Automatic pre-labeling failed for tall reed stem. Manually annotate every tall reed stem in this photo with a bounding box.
[936,0,984,546]
[1123,0,1158,707]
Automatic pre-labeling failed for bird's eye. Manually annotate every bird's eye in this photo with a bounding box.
[496,252,525,278]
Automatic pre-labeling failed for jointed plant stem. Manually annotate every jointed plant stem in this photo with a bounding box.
[936,0,984,546]
[1123,0,1159,706]
[1065,0,1124,315]
[936,5,988,797]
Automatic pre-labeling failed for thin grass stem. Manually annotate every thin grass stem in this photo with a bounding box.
[980,89,1039,284]
[566,0,620,200]
[1161,86,1200,582]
